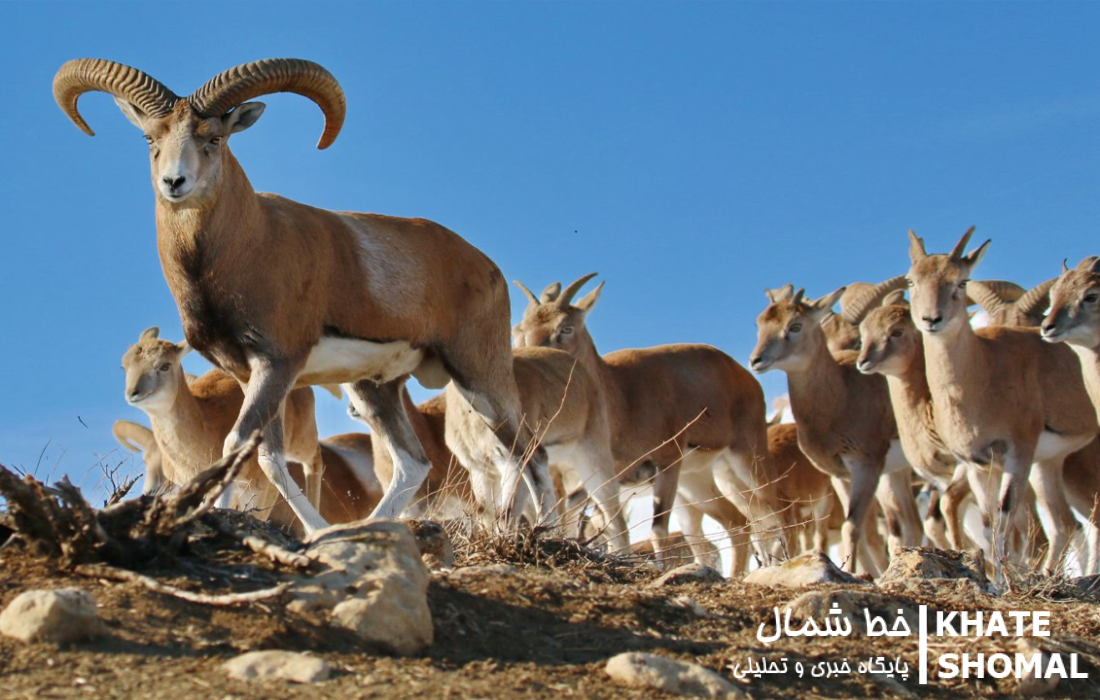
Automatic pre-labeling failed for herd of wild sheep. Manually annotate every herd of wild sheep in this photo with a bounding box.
[54,57,1100,580]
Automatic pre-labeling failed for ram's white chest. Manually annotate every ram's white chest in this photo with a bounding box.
[300,337,424,385]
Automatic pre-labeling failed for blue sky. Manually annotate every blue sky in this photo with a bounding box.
[2,2,1100,494]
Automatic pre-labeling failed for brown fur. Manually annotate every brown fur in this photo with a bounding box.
[908,230,1096,571]
[751,289,922,574]
[513,275,790,564]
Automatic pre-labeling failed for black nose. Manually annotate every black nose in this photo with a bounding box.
[162,175,186,190]
[1041,322,1055,334]
[749,356,763,368]
[922,315,943,326]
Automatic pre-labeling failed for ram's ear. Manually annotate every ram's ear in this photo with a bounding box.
[139,327,160,342]
[176,341,192,358]
[114,97,151,131]
[575,281,604,314]
[223,102,265,135]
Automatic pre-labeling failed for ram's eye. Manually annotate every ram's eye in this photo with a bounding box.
[143,135,153,144]
[1085,293,1099,304]
[159,363,171,372]
[560,325,573,335]
[905,278,914,288]
[958,280,968,289]
[789,323,802,333]
[891,329,904,338]
[210,136,221,145]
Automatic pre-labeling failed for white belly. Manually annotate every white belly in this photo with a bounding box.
[301,337,424,385]
[1035,430,1090,463]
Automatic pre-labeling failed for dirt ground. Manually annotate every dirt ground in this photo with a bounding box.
[1,520,1099,700]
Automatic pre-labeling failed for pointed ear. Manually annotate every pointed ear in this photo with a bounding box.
[960,239,991,271]
[540,282,562,303]
[320,384,343,400]
[175,341,192,358]
[883,289,908,307]
[223,102,265,135]
[765,283,794,304]
[113,97,150,131]
[140,327,160,342]
[575,280,604,313]
[908,230,927,262]
[809,287,846,319]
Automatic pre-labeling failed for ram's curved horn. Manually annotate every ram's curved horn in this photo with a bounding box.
[840,276,907,325]
[1015,278,1058,318]
[558,273,598,307]
[54,59,178,136]
[964,280,1009,319]
[188,58,346,149]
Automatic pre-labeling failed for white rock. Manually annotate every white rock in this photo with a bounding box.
[288,520,433,655]
[743,551,864,588]
[0,588,99,644]
[223,650,330,683]
[605,652,745,698]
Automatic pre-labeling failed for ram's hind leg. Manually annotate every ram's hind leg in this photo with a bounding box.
[348,378,432,520]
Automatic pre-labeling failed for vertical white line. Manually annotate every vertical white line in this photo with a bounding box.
[919,603,929,685]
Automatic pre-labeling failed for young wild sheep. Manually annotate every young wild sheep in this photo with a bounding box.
[55,58,554,534]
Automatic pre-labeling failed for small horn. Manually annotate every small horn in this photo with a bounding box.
[558,273,598,307]
[188,58,346,149]
[1015,278,1057,318]
[1063,258,1071,274]
[949,226,977,261]
[54,58,178,136]
[840,275,907,325]
[791,288,806,306]
[513,280,540,307]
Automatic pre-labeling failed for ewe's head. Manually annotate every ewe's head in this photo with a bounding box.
[856,291,919,376]
[512,273,603,352]
[121,327,191,412]
[54,58,345,206]
[1042,257,1100,348]
[906,226,991,336]
[750,287,844,374]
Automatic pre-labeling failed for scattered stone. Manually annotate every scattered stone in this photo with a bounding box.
[605,652,745,699]
[1069,574,1100,599]
[405,519,455,570]
[881,576,987,607]
[670,596,711,618]
[784,589,917,636]
[287,520,432,656]
[743,551,865,588]
[447,563,518,582]
[1014,638,1060,696]
[0,588,99,644]
[223,650,330,683]
[877,547,987,589]
[649,563,724,588]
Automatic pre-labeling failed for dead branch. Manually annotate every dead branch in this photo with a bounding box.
[204,515,311,569]
[74,564,290,606]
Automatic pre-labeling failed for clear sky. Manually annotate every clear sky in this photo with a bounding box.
[2,1,1100,494]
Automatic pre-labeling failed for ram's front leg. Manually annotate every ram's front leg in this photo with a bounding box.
[225,357,329,535]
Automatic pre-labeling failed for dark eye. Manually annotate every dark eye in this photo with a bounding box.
[789,323,802,333]
[209,136,221,145]
[958,280,968,289]
[890,329,904,338]
[159,363,171,372]
[143,135,153,144]
[905,278,914,288]
[560,325,573,335]
[1085,294,1099,304]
